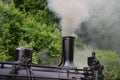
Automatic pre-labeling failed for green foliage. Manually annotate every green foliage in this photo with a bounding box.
[13,0,46,13]
[0,51,12,61]
[0,1,25,56]
[96,50,120,80]
[0,1,120,79]
[0,0,61,64]
[13,0,58,25]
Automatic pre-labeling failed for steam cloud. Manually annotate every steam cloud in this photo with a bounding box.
[74,48,92,68]
[47,0,90,37]
[48,0,120,53]
[79,0,120,53]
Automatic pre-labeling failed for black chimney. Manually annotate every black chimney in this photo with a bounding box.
[59,36,75,68]
[14,47,32,64]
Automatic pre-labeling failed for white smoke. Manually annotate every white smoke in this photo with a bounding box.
[74,48,93,68]
[47,0,105,36]
[47,0,91,36]
[47,0,120,52]
[80,0,120,53]
[47,0,120,68]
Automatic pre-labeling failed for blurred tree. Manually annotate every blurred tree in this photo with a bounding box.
[96,50,120,80]
[13,0,59,25]
[0,0,61,64]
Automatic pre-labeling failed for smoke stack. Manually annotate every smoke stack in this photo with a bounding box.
[14,47,32,64]
[59,36,75,68]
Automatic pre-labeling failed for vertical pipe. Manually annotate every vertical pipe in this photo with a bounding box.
[60,36,75,68]
[14,47,32,64]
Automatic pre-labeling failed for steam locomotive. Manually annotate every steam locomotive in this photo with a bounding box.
[0,36,104,80]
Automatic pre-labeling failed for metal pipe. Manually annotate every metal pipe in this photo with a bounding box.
[60,36,75,68]
[14,47,32,64]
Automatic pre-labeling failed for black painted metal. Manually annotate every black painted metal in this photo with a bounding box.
[59,36,75,68]
[0,52,104,80]
[0,37,104,80]
[14,47,32,64]
[0,62,87,80]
